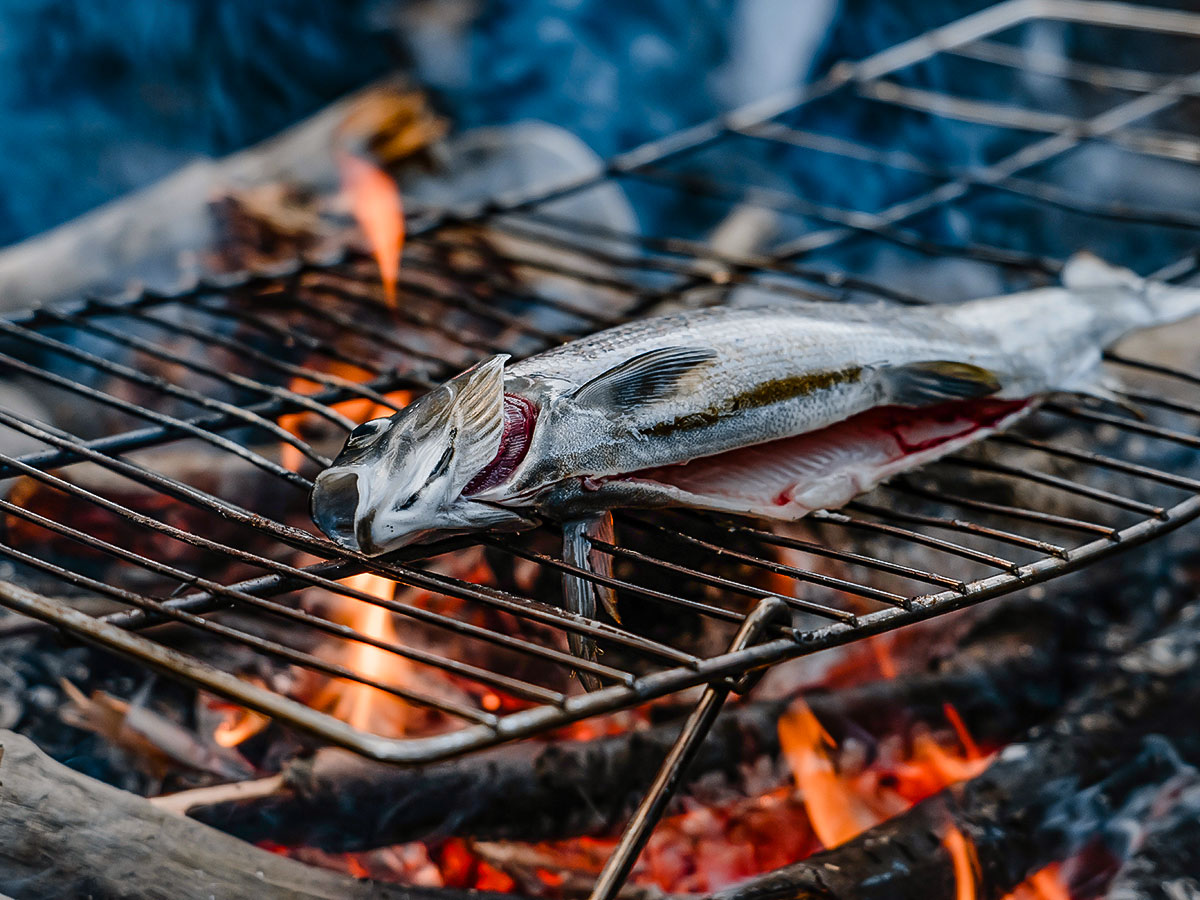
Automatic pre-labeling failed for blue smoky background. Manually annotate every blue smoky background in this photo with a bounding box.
[0,0,1013,250]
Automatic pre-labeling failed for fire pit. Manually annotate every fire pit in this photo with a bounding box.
[3,2,1200,898]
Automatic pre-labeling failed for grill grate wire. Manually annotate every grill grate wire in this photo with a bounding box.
[1,0,1200,762]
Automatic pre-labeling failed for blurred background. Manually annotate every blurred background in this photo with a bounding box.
[0,0,1017,250]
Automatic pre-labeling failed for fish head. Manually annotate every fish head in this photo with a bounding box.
[310,355,531,554]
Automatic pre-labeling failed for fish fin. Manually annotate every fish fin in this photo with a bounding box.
[1056,372,1146,420]
[586,512,620,623]
[572,347,717,412]
[561,514,619,691]
[881,360,1003,406]
[446,354,510,490]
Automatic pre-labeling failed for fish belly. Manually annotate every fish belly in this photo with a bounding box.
[592,398,1030,518]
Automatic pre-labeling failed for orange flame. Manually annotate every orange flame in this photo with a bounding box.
[944,825,979,900]
[324,571,414,735]
[944,702,982,760]
[777,699,881,848]
[779,699,995,853]
[338,152,405,307]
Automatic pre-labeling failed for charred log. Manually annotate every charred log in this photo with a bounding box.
[704,599,1200,900]
[1105,782,1200,900]
[0,730,514,900]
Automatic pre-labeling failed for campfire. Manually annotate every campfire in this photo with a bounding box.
[3,2,1200,899]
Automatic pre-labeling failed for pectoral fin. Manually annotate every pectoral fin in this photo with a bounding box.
[561,513,620,692]
[882,360,1002,406]
[572,347,716,413]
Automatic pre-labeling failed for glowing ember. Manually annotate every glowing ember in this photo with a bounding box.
[944,824,979,900]
[338,151,405,307]
[212,703,271,748]
[1002,863,1071,900]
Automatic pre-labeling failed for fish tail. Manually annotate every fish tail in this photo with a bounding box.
[1063,252,1200,330]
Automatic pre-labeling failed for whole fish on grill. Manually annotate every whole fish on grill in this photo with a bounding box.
[311,254,1200,687]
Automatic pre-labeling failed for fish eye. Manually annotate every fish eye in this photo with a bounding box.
[345,417,389,450]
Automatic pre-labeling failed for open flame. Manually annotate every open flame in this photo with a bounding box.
[338,152,405,307]
[777,700,878,848]
[1004,864,1071,900]
[321,571,414,735]
[946,838,1071,900]
[777,697,993,852]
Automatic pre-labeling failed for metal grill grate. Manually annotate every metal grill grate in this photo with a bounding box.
[3,0,1200,764]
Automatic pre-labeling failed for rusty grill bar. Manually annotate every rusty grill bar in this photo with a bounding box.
[2,0,1200,765]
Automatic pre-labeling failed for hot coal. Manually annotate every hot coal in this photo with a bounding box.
[704,597,1200,900]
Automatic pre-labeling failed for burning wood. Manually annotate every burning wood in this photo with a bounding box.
[58,679,254,783]
[168,615,1055,851]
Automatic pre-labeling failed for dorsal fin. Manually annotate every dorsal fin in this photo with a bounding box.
[881,360,1002,406]
[572,346,716,412]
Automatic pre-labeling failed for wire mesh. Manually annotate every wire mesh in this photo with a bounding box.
[2,0,1200,762]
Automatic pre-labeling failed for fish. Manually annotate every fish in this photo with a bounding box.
[310,254,1200,686]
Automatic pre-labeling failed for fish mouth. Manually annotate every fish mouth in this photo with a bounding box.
[311,466,470,555]
[354,508,380,555]
[311,469,369,552]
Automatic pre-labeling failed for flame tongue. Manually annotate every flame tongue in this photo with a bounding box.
[1003,864,1071,900]
[332,571,411,733]
[944,825,979,900]
[338,151,405,307]
[777,700,878,848]
[778,697,995,853]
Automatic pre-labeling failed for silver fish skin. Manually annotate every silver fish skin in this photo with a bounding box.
[310,254,1200,555]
